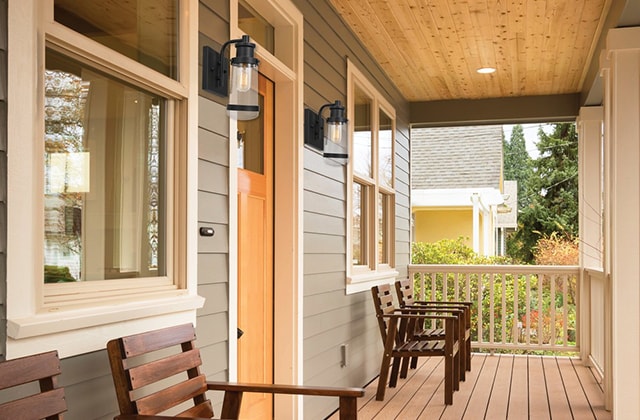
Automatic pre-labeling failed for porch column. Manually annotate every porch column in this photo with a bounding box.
[601,26,640,418]
[577,106,604,269]
[576,106,603,366]
[471,193,480,253]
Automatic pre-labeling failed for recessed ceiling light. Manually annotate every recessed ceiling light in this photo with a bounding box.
[477,67,496,74]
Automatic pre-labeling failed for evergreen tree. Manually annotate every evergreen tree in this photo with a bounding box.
[510,123,579,263]
[503,124,533,209]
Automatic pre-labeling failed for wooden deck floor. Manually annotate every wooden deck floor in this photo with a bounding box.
[330,354,610,420]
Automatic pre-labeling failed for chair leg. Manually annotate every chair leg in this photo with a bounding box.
[466,338,472,371]
[410,356,418,369]
[399,355,410,379]
[444,354,453,405]
[376,353,392,401]
[453,351,460,391]
[389,357,402,387]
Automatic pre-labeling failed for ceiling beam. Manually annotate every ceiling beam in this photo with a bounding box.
[409,94,580,128]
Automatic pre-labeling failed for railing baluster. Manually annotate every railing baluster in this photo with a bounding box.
[537,273,543,345]
[454,273,460,301]
[489,273,495,347]
[501,273,507,344]
[478,272,484,347]
[563,274,569,347]
[513,273,519,345]
[526,274,531,346]
[550,274,557,347]
[465,272,471,301]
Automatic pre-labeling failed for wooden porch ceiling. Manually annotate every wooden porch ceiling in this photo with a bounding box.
[328,0,640,125]
[329,0,611,102]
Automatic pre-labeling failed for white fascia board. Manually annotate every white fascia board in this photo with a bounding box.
[412,188,505,209]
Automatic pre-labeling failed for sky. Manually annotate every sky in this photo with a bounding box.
[502,123,554,158]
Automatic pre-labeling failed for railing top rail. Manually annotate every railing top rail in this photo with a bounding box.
[408,264,580,275]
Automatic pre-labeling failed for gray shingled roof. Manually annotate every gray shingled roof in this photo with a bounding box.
[411,125,503,190]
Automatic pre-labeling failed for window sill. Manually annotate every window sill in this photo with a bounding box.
[346,269,399,294]
[6,292,205,358]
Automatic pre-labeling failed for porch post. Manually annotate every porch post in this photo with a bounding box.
[576,106,603,365]
[471,193,480,253]
[601,26,640,417]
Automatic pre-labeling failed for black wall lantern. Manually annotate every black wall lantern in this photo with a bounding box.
[202,35,260,120]
[304,100,349,164]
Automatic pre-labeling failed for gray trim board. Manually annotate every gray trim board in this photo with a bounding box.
[410,94,580,127]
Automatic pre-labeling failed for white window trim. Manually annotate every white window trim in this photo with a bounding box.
[346,60,398,295]
[6,0,203,358]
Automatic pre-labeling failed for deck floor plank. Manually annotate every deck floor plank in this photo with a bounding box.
[506,355,529,420]
[397,357,445,419]
[542,356,574,419]
[484,354,516,419]
[557,357,597,419]
[528,356,551,419]
[445,353,498,419]
[330,354,611,420]
[572,359,610,420]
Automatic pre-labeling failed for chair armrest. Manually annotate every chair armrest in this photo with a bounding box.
[206,381,364,397]
[382,312,457,321]
[207,382,364,420]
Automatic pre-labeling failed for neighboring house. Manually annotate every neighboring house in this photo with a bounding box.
[411,125,511,256]
[0,1,639,420]
[496,180,519,256]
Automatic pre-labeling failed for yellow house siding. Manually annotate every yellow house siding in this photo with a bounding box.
[414,209,490,255]
[414,209,473,244]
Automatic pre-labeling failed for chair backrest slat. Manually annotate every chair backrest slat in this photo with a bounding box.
[128,348,203,389]
[135,375,209,415]
[0,350,66,420]
[120,323,197,357]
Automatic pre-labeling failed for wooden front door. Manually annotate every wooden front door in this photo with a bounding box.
[237,74,274,419]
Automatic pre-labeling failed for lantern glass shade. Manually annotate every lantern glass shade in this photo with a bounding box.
[227,62,259,120]
[323,120,349,164]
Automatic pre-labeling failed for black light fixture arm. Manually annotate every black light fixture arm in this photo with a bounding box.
[203,35,257,97]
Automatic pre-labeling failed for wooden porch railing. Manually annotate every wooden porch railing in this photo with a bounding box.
[407,264,581,353]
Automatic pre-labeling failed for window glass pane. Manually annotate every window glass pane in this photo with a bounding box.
[379,109,393,189]
[237,92,265,173]
[353,85,372,178]
[378,193,388,264]
[44,49,166,283]
[54,0,178,79]
[238,2,275,55]
[352,182,366,265]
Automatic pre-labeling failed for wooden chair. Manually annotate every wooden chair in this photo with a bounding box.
[0,350,67,419]
[371,284,460,404]
[395,278,472,377]
[106,323,364,420]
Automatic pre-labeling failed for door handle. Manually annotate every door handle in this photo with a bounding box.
[237,328,244,339]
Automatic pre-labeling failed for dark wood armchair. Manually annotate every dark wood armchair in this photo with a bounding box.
[106,323,364,419]
[0,350,67,419]
[395,278,472,377]
[371,284,460,404]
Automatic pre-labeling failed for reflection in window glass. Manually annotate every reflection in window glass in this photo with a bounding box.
[54,0,179,79]
[238,2,275,55]
[237,92,265,174]
[352,182,365,265]
[44,49,166,283]
[379,110,393,189]
[353,86,372,178]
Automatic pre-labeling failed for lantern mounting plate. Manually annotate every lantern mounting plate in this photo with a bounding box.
[202,46,228,97]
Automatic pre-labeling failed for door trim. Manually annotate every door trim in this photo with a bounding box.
[228,0,304,418]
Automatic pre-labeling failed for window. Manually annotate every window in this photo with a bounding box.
[6,0,201,357]
[347,61,397,293]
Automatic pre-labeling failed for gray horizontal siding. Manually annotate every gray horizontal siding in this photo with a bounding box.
[297,0,410,418]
